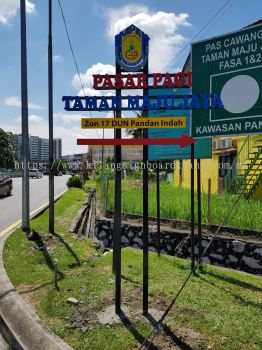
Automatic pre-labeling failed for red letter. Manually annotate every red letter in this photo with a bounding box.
[103,74,114,89]
[152,73,162,88]
[137,73,148,88]
[162,73,174,88]
[114,74,123,89]
[93,74,103,89]
[124,74,136,89]
[174,72,185,88]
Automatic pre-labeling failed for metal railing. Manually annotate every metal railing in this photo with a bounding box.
[224,136,257,193]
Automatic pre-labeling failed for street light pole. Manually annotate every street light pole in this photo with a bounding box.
[20,0,30,234]
[48,0,55,233]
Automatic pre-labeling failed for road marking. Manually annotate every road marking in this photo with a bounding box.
[0,189,68,239]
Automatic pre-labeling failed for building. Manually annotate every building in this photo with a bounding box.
[62,153,88,170]
[88,145,143,166]
[39,138,49,161]
[14,134,62,163]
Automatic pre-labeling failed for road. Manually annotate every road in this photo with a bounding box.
[0,175,70,234]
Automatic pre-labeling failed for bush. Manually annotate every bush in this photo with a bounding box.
[66,175,83,189]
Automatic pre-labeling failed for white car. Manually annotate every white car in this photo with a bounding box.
[29,169,43,178]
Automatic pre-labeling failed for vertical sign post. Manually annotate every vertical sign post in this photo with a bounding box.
[197,159,202,266]
[48,0,54,233]
[20,0,30,233]
[190,143,195,271]
[115,25,150,315]
[113,61,122,315]
[156,161,161,256]
[143,62,149,315]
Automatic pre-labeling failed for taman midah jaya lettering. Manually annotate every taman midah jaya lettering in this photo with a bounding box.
[62,93,223,111]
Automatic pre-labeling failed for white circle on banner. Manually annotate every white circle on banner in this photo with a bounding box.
[220,75,260,114]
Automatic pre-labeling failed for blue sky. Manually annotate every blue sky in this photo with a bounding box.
[0,0,261,154]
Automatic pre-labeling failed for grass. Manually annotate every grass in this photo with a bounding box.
[3,188,262,350]
[84,179,97,189]
[106,180,262,231]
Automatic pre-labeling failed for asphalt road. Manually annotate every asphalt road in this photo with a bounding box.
[0,175,70,233]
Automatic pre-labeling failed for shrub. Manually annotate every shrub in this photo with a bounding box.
[66,175,83,189]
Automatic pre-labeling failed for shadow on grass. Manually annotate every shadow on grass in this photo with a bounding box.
[118,309,158,350]
[201,268,262,293]
[52,231,81,268]
[199,274,262,310]
[33,232,64,278]
[116,309,194,350]
[145,312,194,350]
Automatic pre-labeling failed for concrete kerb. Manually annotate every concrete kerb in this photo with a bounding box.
[0,189,74,350]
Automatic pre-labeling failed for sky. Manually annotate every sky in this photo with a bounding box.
[0,0,261,155]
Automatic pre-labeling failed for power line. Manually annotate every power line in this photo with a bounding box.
[160,0,234,72]
[56,0,101,140]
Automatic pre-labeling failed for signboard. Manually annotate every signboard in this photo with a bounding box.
[115,24,149,72]
[81,117,186,129]
[148,88,212,160]
[192,22,262,138]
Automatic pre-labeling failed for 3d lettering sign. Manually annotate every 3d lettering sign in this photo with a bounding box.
[62,93,223,112]
[115,24,149,71]
[93,72,192,90]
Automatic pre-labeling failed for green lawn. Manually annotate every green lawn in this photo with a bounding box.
[3,188,262,350]
[106,180,262,231]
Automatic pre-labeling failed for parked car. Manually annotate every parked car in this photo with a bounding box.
[0,172,13,196]
[29,169,43,178]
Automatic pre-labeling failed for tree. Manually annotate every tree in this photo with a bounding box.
[0,128,16,169]
[125,111,143,138]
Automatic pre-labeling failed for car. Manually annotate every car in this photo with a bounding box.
[29,169,43,178]
[0,172,13,196]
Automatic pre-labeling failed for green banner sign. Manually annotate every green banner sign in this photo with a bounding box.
[192,22,262,138]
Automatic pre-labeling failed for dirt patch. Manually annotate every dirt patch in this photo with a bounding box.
[177,308,205,319]
[141,326,209,350]
[150,291,169,311]
[64,303,97,333]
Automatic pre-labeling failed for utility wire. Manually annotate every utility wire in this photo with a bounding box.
[57,0,85,94]
[139,158,262,349]
[56,0,102,139]
[160,0,234,72]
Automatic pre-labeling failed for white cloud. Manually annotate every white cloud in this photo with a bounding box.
[4,96,44,110]
[53,54,63,63]
[72,62,115,95]
[0,0,35,25]
[106,4,191,71]
[54,112,85,124]
[1,114,114,155]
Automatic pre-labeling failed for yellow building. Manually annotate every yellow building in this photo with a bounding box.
[174,135,262,200]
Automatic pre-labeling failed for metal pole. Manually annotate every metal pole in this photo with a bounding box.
[190,143,195,272]
[143,62,149,315]
[156,161,161,256]
[101,129,104,169]
[197,159,202,267]
[48,0,54,233]
[113,62,122,315]
[20,0,30,234]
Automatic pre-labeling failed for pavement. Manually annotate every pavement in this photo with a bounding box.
[0,175,70,234]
